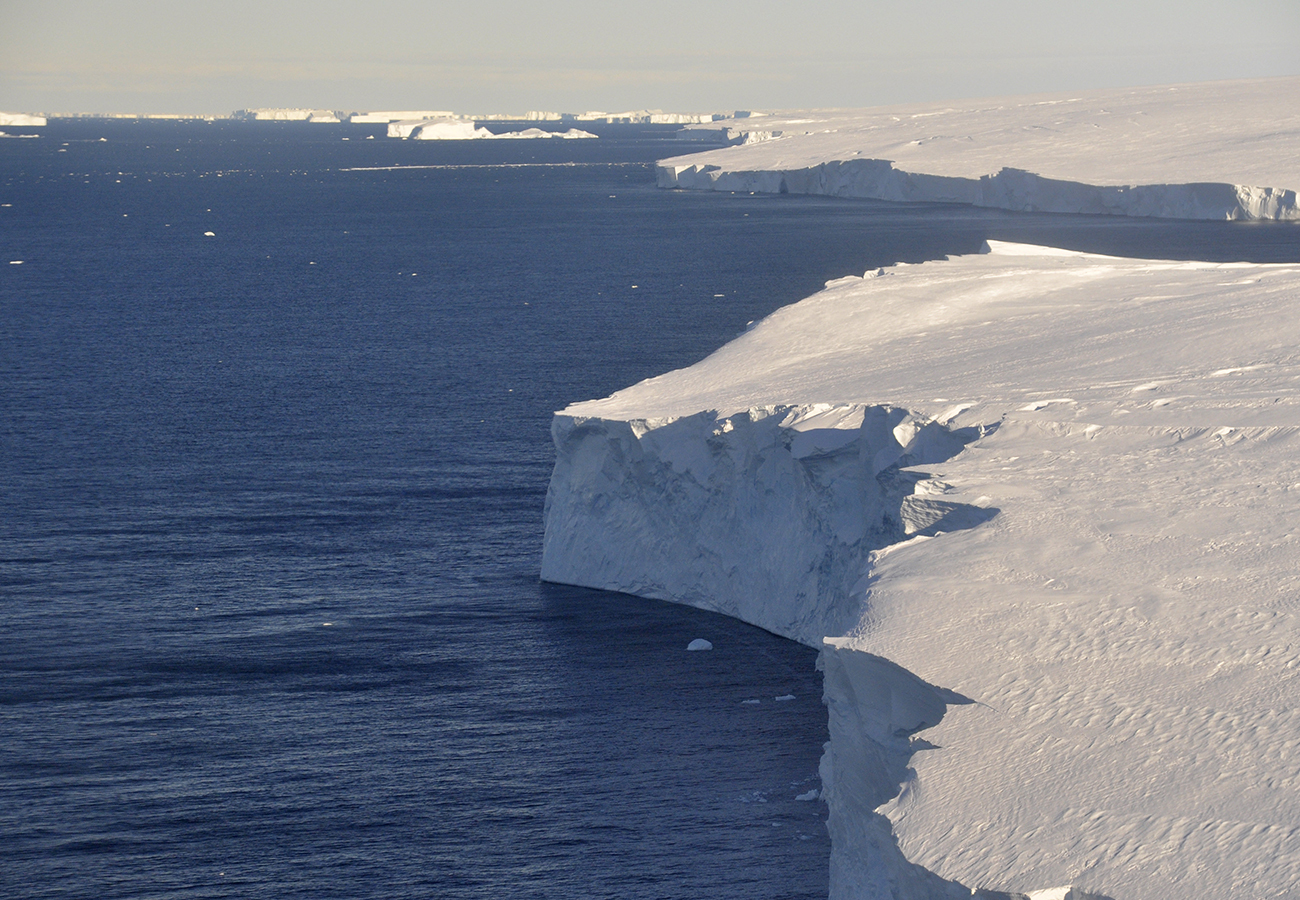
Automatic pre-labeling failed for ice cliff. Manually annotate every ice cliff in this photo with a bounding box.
[658,77,1300,221]
[543,404,992,647]
[542,241,1300,899]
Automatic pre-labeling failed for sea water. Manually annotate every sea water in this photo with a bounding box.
[3,120,1297,900]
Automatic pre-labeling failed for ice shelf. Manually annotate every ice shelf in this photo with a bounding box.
[657,77,1300,221]
[542,239,1300,899]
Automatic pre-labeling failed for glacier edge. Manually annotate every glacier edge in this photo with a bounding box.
[653,78,1300,223]
[541,238,1300,899]
[539,403,1093,899]
[657,159,1299,222]
[541,404,993,647]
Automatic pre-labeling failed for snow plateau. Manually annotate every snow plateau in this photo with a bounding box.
[542,240,1300,899]
[658,78,1300,221]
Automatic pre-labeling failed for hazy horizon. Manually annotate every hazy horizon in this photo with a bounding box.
[3,0,1298,117]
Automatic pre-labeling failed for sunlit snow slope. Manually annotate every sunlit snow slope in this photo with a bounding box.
[542,242,1300,899]
[658,78,1300,221]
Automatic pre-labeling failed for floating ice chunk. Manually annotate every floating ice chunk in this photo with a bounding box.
[774,694,795,701]
[9,260,22,264]
[741,699,760,704]
[203,231,215,237]
[795,789,820,801]
[686,638,713,651]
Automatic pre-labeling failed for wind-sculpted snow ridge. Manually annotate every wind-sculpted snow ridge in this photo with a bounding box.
[542,242,1300,899]
[657,77,1300,221]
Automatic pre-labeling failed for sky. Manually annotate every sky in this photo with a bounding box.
[2,0,1298,115]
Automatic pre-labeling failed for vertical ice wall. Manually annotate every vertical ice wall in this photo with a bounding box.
[657,160,1300,221]
[541,402,1028,899]
[541,404,992,645]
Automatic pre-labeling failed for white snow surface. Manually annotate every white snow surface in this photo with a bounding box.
[658,78,1300,221]
[542,241,1300,899]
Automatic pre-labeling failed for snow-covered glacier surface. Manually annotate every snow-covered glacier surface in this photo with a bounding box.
[542,242,1300,899]
[657,77,1300,221]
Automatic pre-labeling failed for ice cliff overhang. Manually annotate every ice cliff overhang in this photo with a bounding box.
[542,242,1300,899]
[658,77,1300,221]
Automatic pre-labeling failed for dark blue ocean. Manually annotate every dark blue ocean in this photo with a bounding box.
[3,120,1297,900]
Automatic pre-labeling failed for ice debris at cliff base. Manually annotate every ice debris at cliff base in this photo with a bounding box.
[542,242,1300,899]
[658,77,1300,221]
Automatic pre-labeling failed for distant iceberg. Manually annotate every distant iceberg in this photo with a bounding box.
[388,118,597,140]
[349,110,458,124]
[233,108,342,123]
[489,127,597,140]
[0,112,46,127]
[395,118,489,140]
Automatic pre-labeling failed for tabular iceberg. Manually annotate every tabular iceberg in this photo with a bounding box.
[386,118,597,140]
[542,240,1300,899]
[0,112,46,127]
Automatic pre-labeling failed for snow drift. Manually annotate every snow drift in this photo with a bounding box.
[542,241,1300,899]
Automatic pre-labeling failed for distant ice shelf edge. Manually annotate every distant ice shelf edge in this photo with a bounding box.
[656,159,1300,221]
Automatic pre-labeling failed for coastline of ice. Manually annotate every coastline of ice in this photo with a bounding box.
[657,77,1300,221]
[542,239,1300,898]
